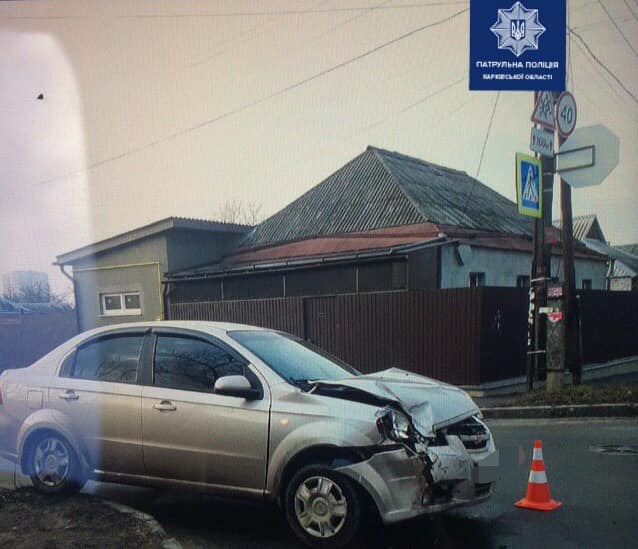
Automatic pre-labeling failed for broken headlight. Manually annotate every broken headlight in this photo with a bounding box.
[376,408,412,443]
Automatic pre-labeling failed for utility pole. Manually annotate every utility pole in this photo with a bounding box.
[536,137,555,382]
[526,93,540,391]
[526,91,555,390]
[559,131,581,385]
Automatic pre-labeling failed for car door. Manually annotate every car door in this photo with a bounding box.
[140,330,270,495]
[48,330,147,476]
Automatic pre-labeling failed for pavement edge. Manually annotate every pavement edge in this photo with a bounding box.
[101,499,183,549]
[482,402,638,419]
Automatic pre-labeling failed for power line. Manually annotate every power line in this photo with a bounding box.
[2,2,468,20]
[568,26,638,106]
[597,0,638,57]
[571,38,638,123]
[401,76,465,112]
[475,92,500,179]
[461,91,500,217]
[192,0,393,68]
[38,8,470,186]
[624,0,638,22]
[352,74,465,136]
[568,2,574,90]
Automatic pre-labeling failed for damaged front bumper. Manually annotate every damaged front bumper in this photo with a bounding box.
[335,430,498,524]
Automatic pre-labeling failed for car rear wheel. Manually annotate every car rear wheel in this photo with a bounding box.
[285,464,363,548]
[27,433,85,495]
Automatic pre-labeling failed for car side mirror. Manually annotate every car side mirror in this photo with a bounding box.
[214,375,260,400]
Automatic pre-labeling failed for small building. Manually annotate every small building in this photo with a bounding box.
[610,244,638,291]
[56,217,249,330]
[166,147,607,303]
[553,215,638,291]
[553,214,607,244]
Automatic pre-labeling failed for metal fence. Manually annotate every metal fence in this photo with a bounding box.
[170,287,638,386]
[170,288,529,385]
[0,311,78,372]
[578,290,638,366]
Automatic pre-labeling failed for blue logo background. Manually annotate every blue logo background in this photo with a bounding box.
[470,0,566,91]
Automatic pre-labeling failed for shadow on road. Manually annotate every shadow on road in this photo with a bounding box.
[140,491,495,549]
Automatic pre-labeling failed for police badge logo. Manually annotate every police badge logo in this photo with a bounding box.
[490,1,546,58]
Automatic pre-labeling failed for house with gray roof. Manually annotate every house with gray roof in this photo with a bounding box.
[56,217,250,330]
[552,214,637,291]
[166,147,607,304]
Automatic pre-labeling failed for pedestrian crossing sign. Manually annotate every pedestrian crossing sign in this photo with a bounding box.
[516,153,543,218]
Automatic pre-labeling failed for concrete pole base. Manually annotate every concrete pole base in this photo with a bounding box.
[546,369,564,393]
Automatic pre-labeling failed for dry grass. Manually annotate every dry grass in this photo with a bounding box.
[510,384,638,406]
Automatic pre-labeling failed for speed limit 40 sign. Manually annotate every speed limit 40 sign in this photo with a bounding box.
[556,92,577,137]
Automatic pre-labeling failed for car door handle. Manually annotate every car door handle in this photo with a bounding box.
[58,390,79,401]
[153,400,177,412]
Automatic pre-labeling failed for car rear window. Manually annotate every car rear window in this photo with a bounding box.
[71,335,143,383]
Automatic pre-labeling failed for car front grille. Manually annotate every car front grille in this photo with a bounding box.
[441,416,490,450]
[475,482,492,497]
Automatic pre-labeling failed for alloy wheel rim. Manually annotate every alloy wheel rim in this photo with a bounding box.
[33,437,70,487]
[294,476,347,538]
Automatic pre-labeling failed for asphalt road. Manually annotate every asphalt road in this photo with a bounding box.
[86,418,638,549]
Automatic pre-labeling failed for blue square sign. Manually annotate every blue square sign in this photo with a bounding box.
[470,0,566,91]
[516,153,542,218]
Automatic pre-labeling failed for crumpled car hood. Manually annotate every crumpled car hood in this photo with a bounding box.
[314,368,479,436]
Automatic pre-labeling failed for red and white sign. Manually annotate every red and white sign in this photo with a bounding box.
[548,286,563,298]
[531,91,555,131]
[547,311,564,323]
[556,92,577,137]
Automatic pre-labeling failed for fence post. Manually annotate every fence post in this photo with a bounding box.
[18,311,24,368]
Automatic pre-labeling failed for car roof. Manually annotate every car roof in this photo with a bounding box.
[78,320,268,339]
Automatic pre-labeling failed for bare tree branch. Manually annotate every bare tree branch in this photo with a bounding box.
[216,199,264,225]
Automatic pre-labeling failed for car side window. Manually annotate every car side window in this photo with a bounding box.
[72,335,143,383]
[153,335,246,393]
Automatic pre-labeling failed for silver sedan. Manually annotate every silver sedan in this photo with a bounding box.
[0,321,497,548]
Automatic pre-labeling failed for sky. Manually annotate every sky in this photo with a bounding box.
[0,0,637,296]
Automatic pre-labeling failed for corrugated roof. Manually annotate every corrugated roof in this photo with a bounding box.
[552,214,605,242]
[612,261,638,278]
[242,146,531,247]
[616,243,638,256]
[57,216,251,265]
[222,223,442,267]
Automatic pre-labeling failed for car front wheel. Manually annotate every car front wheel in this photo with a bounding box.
[27,433,85,495]
[285,464,363,548]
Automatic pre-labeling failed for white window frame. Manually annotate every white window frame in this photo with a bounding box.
[100,291,142,316]
[468,272,486,288]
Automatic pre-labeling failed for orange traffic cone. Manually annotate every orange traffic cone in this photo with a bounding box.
[515,440,562,511]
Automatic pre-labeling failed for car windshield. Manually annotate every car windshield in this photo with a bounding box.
[229,330,360,386]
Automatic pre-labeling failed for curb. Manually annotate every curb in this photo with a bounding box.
[482,403,638,419]
[101,499,183,549]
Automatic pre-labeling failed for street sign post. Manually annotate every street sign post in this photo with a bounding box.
[516,153,543,218]
[531,90,556,130]
[556,124,620,188]
[556,91,577,137]
[530,127,554,157]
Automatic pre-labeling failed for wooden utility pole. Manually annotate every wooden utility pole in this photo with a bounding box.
[526,93,540,391]
[559,129,581,384]
[526,91,555,390]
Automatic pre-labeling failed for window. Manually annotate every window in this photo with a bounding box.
[582,279,592,290]
[100,292,142,316]
[469,272,486,287]
[230,330,359,387]
[71,335,143,383]
[153,336,246,392]
[517,275,531,288]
